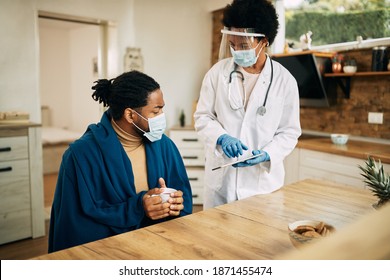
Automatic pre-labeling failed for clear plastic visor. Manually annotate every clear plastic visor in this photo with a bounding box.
[218,27,265,61]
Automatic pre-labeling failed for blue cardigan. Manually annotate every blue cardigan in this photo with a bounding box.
[48,111,192,253]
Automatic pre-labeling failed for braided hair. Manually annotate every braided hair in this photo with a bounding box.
[91,70,160,120]
[222,0,279,45]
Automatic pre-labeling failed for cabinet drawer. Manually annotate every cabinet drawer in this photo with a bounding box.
[191,186,203,205]
[170,130,203,149]
[0,136,28,162]
[187,168,205,188]
[0,209,32,245]
[180,148,205,166]
[0,159,30,213]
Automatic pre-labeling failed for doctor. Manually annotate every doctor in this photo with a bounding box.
[194,0,301,209]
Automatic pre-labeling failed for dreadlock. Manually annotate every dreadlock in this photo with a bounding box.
[91,70,160,120]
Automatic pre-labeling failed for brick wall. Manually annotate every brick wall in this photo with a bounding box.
[300,48,389,139]
[211,9,390,140]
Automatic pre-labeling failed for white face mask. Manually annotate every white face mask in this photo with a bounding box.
[132,111,166,142]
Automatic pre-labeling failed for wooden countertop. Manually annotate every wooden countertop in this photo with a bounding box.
[34,179,377,260]
[297,137,390,164]
[0,122,41,129]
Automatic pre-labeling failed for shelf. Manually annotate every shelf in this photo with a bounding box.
[323,71,390,98]
[324,71,390,77]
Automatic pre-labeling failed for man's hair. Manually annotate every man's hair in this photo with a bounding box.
[222,0,279,45]
[91,70,160,120]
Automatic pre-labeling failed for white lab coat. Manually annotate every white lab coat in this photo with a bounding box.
[194,57,301,209]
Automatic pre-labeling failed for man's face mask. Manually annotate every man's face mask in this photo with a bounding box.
[230,41,262,68]
[132,111,166,142]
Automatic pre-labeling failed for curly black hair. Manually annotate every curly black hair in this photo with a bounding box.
[222,0,279,45]
[91,70,160,120]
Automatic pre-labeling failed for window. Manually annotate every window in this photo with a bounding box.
[284,0,390,48]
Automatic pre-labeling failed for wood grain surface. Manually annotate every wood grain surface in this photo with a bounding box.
[297,138,390,164]
[33,179,377,260]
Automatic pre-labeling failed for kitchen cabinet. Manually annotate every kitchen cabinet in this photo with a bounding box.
[169,127,204,205]
[284,148,300,185]
[0,124,45,244]
[284,146,390,188]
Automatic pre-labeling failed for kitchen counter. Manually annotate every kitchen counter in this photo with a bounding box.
[297,137,390,164]
[33,179,377,260]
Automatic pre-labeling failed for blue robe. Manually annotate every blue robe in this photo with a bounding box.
[48,111,193,253]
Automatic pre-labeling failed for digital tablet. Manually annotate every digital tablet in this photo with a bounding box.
[211,152,264,171]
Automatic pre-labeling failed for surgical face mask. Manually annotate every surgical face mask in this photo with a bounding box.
[132,111,166,142]
[230,42,263,68]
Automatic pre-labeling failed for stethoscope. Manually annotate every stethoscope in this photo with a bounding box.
[228,56,273,116]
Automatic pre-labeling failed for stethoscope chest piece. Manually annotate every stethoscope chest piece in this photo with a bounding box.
[257,106,266,116]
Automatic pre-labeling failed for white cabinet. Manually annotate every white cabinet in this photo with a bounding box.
[283,148,300,185]
[169,128,204,205]
[284,147,390,189]
[0,124,45,244]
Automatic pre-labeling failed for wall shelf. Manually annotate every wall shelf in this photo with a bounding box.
[323,71,390,98]
[324,71,390,77]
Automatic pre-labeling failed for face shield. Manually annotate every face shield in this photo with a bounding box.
[218,27,265,61]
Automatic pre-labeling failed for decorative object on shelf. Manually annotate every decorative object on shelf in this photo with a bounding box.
[0,111,30,123]
[179,109,185,127]
[331,53,344,73]
[299,30,313,50]
[371,46,388,71]
[124,47,144,72]
[343,57,357,73]
[359,156,390,209]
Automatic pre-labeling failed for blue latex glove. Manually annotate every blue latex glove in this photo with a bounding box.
[217,134,248,158]
[233,150,270,168]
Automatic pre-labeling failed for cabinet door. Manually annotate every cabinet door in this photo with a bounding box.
[299,149,367,188]
[0,209,32,244]
[284,148,300,185]
[0,158,32,244]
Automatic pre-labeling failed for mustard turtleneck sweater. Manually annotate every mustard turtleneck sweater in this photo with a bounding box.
[111,119,148,193]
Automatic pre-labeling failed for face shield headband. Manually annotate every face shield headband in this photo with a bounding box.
[218,27,265,61]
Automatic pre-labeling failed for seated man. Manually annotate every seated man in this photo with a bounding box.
[49,70,192,253]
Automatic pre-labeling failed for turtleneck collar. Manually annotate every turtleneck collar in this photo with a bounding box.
[111,118,143,151]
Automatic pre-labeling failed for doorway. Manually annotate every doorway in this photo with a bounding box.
[38,12,116,214]
[38,13,104,132]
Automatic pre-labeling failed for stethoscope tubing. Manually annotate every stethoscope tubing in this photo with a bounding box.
[228,56,273,115]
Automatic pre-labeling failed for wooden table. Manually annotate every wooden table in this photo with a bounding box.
[34,179,377,260]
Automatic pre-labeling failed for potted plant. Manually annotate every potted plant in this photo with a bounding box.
[179,109,185,127]
[359,156,390,209]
